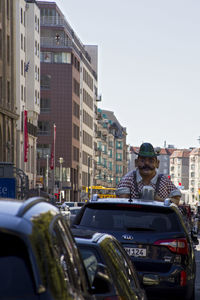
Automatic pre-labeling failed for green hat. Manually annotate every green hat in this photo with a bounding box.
[134,143,160,157]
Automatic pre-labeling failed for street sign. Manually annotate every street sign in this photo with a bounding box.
[0,178,16,198]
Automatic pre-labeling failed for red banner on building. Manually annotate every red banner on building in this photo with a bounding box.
[50,124,56,170]
[24,110,28,162]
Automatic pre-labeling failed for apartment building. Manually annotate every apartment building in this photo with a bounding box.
[37,1,98,201]
[170,149,190,189]
[95,109,128,187]
[15,0,40,189]
[79,45,99,194]
[0,0,18,163]
[188,148,200,205]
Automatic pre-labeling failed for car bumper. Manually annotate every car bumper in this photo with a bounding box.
[137,268,195,298]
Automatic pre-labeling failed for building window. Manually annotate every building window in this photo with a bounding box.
[83,89,93,110]
[108,140,113,147]
[35,15,37,30]
[83,131,92,148]
[73,101,80,119]
[116,165,122,174]
[24,36,26,52]
[97,141,102,150]
[83,110,93,129]
[116,141,122,149]
[41,74,51,89]
[20,8,23,24]
[21,85,23,101]
[116,153,122,161]
[53,52,71,64]
[38,121,51,136]
[35,66,37,80]
[37,144,51,158]
[83,67,93,91]
[21,34,23,50]
[73,79,80,97]
[7,81,10,103]
[41,52,52,63]
[103,159,107,168]
[73,146,79,162]
[35,40,37,55]
[21,60,23,76]
[40,98,51,113]
[7,0,10,19]
[24,86,26,102]
[191,172,195,178]
[73,124,79,141]
[7,35,10,64]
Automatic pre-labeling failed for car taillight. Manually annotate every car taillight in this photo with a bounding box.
[154,238,188,255]
[180,270,187,286]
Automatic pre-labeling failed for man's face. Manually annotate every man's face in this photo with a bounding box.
[136,156,159,177]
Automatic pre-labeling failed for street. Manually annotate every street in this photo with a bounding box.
[195,236,200,299]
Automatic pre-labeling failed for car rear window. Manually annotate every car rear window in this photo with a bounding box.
[79,204,183,233]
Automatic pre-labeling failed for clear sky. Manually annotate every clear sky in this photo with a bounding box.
[39,0,200,149]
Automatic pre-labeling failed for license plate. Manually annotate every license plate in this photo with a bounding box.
[125,247,146,257]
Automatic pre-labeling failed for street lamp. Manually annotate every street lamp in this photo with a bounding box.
[59,157,64,202]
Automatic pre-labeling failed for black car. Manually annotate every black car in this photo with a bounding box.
[72,228,147,300]
[0,196,111,300]
[72,198,196,300]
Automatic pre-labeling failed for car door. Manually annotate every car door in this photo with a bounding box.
[51,216,94,300]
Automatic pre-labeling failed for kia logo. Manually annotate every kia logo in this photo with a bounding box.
[122,234,134,240]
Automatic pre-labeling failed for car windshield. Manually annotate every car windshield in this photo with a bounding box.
[0,232,36,299]
[79,205,182,232]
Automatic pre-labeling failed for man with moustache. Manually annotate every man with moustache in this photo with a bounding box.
[117,142,181,204]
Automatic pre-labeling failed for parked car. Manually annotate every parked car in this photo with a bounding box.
[69,206,82,225]
[0,196,111,300]
[72,198,197,300]
[62,201,85,208]
[72,228,147,300]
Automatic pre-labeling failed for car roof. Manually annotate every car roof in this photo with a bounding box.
[0,197,59,235]
[88,197,177,209]
[70,206,81,210]
[72,228,111,244]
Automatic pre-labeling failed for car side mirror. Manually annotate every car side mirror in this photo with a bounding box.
[91,263,112,294]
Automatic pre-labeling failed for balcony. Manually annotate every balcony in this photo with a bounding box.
[41,36,74,49]
[95,131,101,139]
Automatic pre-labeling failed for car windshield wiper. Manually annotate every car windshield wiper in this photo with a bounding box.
[125,227,155,231]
